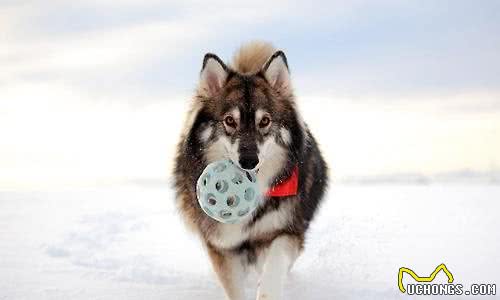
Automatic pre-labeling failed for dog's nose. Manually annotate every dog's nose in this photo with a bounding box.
[239,155,259,170]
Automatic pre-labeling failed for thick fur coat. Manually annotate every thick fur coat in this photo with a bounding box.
[174,41,328,300]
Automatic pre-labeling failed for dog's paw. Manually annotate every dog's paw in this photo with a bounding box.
[256,287,280,300]
[256,293,270,300]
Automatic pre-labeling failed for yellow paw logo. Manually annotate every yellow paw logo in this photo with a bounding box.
[398,263,454,293]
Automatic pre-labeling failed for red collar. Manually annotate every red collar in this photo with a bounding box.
[265,165,299,197]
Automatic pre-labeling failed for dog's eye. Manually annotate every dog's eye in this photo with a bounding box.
[259,116,271,128]
[224,115,236,128]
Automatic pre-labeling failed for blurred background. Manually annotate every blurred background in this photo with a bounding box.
[2,0,500,189]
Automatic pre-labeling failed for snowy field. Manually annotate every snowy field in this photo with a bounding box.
[1,184,499,299]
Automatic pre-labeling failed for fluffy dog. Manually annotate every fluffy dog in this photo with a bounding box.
[174,41,328,300]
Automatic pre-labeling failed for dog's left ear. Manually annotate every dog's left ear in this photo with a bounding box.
[262,50,291,90]
[199,53,228,97]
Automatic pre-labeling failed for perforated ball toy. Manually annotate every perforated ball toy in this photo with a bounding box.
[196,159,260,224]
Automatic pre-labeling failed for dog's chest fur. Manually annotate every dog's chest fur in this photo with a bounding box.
[206,199,295,250]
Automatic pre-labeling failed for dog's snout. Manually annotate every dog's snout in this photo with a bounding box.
[239,155,259,170]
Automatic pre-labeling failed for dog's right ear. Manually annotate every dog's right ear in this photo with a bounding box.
[199,53,228,97]
[262,50,290,90]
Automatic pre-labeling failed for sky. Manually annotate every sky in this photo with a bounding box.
[1,0,500,189]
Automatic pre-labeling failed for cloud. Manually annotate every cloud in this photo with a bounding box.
[5,0,499,100]
[1,9,213,85]
[1,0,305,98]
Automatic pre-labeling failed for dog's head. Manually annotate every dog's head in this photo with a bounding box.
[185,50,303,188]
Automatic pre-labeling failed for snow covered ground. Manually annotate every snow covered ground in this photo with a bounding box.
[1,184,499,299]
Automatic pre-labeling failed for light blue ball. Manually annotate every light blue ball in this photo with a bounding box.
[196,159,260,224]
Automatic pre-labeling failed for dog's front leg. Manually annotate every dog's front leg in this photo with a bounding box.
[206,243,246,300]
[256,235,301,300]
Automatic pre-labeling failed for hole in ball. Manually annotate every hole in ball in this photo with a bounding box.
[226,195,240,207]
[202,174,211,186]
[244,188,255,201]
[214,163,227,172]
[215,180,229,193]
[219,210,232,219]
[245,171,256,183]
[238,207,250,216]
[232,173,243,185]
[206,193,217,206]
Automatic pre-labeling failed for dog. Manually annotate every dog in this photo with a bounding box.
[174,41,328,300]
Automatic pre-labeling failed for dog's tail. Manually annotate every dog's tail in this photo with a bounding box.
[231,41,276,74]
